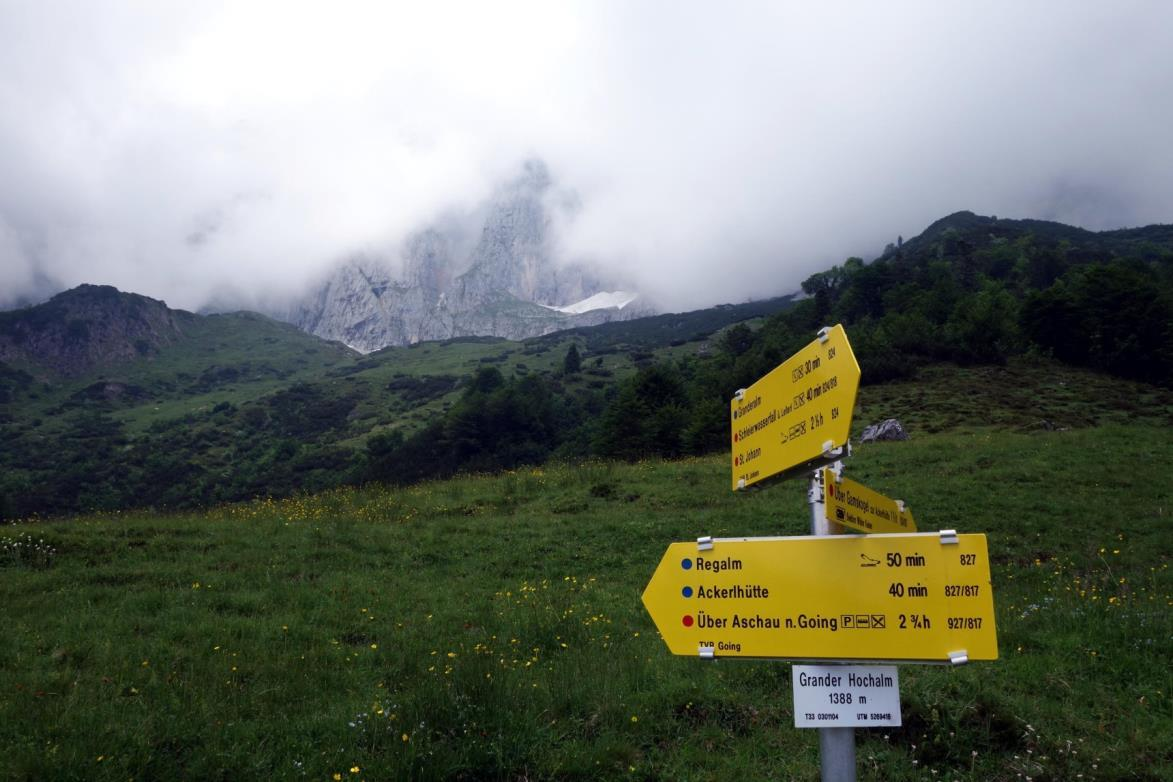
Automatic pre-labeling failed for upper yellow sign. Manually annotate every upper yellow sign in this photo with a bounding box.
[641,533,997,663]
[824,468,917,534]
[731,324,860,490]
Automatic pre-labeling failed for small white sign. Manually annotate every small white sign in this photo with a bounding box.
[792,664,901,728]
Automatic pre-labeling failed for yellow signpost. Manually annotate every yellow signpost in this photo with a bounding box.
[731,324,860,491]
[823,468,917,534]
[654,324,996,774]
[641,532,997,663]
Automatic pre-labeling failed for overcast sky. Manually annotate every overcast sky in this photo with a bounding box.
[2,1,1171,312]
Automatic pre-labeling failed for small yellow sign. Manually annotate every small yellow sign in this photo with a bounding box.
[731,324,860,490]
[641,533,997,662]
[824,469,917,534]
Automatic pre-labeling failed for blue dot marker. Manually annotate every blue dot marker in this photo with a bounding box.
[682,586,694,598]
[681,558,693,570]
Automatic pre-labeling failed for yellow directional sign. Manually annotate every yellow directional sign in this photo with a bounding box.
[731,324,860,490]
[641,533,997,663]
[824,469,917,534]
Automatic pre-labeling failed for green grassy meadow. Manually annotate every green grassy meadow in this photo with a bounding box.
[2,410,1170,779]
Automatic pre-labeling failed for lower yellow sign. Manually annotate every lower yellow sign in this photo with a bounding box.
[641,533,997,663]
[824,469,917,534]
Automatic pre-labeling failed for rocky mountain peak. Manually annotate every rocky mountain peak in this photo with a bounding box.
[403,229,454,300]
[0,285,190,377]
[283,160,649,352]
[455,162,556,305]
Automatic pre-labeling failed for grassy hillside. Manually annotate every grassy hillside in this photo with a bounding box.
[1,370,1169,780]
[1,310,353,423]
[0,289,787,519]
[2,294,793,440]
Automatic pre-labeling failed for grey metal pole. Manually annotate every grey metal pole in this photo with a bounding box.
[809,465,857,782]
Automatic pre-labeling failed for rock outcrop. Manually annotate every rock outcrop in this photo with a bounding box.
[860,418,911,443]
[0,285,191,377]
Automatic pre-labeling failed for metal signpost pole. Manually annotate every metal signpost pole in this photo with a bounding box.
[808,464,856,782]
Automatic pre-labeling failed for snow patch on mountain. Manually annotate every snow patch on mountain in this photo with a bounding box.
[541,291,639,315]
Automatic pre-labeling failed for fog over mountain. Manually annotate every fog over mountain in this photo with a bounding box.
[282,159,655,352]
[2,2,1172,313]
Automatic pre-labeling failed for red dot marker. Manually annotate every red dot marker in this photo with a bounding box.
[682,615,694,627]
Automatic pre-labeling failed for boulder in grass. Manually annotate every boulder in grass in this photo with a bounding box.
[860,418,910,443]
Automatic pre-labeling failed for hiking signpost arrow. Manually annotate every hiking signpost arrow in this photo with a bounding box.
[731,324,860,491]
[640,532,996,662]
[823,467,917,534]
[647,323,997,781]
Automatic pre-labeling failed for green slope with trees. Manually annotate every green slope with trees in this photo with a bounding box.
[1,211,1171,520]
[0,286,794,518]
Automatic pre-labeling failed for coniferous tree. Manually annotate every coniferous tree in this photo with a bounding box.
[563,343,582,375]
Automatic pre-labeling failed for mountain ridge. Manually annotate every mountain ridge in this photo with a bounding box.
[0,284,193,378]
[2,208,1170,519]
[898,210,1173,259]
[6,209,1171,381]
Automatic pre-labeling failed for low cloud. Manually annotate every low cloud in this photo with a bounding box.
[1,1,1171,312]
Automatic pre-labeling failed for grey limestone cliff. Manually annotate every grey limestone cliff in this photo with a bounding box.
[283,161,650,352]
